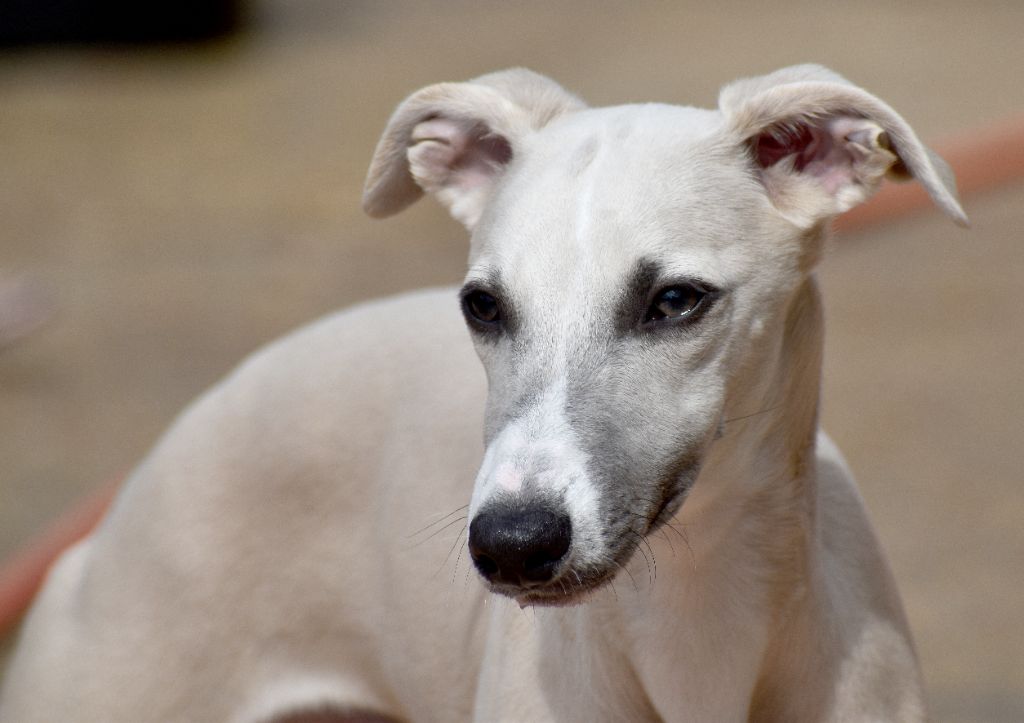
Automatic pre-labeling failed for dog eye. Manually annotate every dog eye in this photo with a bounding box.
[643,284,709,326]
[463,289,502,326]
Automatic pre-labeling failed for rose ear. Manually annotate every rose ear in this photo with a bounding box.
[362,68,585,229]
[720,64,968,228]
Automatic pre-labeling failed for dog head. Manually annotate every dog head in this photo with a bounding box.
[364,66,965,605]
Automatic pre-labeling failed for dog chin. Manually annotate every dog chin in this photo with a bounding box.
[515,592,586,608]
[494,571,616,608]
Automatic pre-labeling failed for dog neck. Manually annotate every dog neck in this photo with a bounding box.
[561,277,830,718]
[675,275,824,593]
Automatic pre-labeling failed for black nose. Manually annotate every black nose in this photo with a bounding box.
[468,504,572,586]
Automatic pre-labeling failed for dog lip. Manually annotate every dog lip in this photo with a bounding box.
[650,493,675,529]
[647,488,686,535]
[478,490,693,605]
[515,590,589,608]
[487,580,584,604]
[513,580,603,607]
[509,491,690,607]
[488,568,616,607]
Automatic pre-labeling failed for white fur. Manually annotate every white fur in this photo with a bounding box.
[1,66,966,722]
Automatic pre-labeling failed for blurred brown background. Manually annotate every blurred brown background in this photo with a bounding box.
[1,2,1021,720]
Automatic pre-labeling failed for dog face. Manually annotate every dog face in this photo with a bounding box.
[363,66,964,604]
[459,106,802,603]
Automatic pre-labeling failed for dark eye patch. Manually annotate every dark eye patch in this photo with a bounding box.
[641,283,713,327]
[615,258,720,335]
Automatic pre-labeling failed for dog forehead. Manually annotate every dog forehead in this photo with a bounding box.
[468,103,770,291]
[519,104,734,206]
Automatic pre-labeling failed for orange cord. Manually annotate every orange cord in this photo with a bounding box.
[0,479,119,635]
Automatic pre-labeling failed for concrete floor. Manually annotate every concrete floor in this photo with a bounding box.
[1,2,1021,720]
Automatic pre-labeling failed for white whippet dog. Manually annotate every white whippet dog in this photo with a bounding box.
[1,65,966,722]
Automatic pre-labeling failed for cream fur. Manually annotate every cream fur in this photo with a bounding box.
[0,66,965,722]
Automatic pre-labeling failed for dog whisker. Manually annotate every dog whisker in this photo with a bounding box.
[608,577,619,602]
[462,557,474,593]
[612,559,639,595]
[668,522,696,571]
[450,533,469,588]
[433,524,468,581]
[657,527,676,556]
[641,534,657,585]
[406,505,470,539]
[409,516,468,549]
[626,530,657,588]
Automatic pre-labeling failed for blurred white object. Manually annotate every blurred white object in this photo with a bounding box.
[0,273,55,349]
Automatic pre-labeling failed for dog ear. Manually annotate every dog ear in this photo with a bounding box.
[720,64,968,228]
[363,68,586,229]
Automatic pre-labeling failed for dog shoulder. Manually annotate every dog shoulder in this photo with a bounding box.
[812,432,926,721]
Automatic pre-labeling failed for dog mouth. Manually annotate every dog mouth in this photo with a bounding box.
[498,568,618,608]
[491,512,681,608]
[471,455,702,607]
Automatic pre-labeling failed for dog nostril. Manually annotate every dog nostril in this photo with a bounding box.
[472,551,499,578]
[522,551,560,582]
[524,552,552,571]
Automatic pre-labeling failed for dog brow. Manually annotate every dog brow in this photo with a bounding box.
[613,258,662,334]
[461,265,502,291]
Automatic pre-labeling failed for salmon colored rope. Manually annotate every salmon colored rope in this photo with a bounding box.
[0,480,120,636]
[2,113,1023,639]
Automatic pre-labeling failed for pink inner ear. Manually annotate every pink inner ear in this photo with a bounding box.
[411,117,513,192]
[454,126,513,189]
[467,130,513,167]
[752,120,861,196]
[753,122,830,172]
